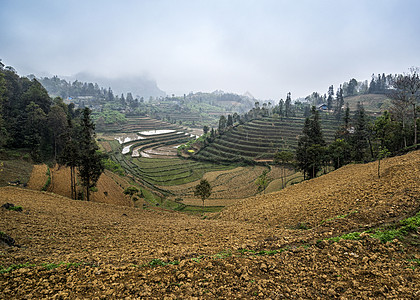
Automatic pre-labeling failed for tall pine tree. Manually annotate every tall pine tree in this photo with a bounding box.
[296,106,326,179]
[78,108,104,201]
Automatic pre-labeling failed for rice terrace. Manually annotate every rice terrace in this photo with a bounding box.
[1,1,420,298]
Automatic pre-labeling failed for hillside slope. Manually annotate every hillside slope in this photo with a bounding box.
[220,150,420,232]
[343,93,391,114]
[1,151,419,299]
[195,115,337,163]
[27,165,133,207]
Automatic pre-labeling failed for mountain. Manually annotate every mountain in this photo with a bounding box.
[72,72,166,99]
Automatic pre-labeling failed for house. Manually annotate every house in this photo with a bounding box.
[318,104,328,111]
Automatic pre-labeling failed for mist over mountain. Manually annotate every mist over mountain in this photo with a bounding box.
[69,72,166,99]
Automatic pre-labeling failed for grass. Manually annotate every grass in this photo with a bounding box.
[328,232,362,242]
[160,198,224,214]
[41,167,51,191]
[237,248,289,256]
[0,263,36,274]
[326,210,420,244]
[0,158,33,187]
[5,205,23,212]
[147,259,179,268]
[320,210,358,225]
[407,258,420,270]
[370,211,420,243]
[0,261,90,273]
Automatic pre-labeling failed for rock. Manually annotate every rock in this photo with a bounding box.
[0,232,17,247]
[260,263,268,271]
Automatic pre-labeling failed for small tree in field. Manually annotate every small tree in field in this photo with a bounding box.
[255,169,271,194]
[274,151,294,189]
[194,179,211,207]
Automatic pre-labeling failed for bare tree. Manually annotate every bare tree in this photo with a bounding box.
[390,67,420,147]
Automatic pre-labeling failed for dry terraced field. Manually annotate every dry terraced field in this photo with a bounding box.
[1,151,419,298]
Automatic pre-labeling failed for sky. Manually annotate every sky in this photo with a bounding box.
[1,0,420,100]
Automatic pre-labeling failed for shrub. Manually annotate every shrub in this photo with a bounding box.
[41,167,51,191]
[102,158,125,176]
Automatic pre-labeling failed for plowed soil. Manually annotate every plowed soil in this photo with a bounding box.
[1,151,420,299]
[27,164,133,207]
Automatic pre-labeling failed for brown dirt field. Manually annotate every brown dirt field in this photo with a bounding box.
[26,164,48,190]
[220,150,420,231]
[91,170,133,207]
[30,165,133,207]
[1,151,419,299]
[47,164,72,198]
[99,140,112,153]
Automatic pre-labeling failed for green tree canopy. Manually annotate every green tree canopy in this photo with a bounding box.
[194,179,212,207]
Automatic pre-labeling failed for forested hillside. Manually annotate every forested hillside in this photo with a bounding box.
[0,62,104,201]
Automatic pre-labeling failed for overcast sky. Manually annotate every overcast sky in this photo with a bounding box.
[1,0,420,100]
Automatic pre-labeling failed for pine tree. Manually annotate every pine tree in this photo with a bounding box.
[78,108,104,201]
[296,106,326,179]
[335,86,344,120]
[227,114,233,127]
[351,102,371,162]
[59,116,80,199]
[285,93,292,117]
[24,102,47,162]
[327,85,334,110]
[0,72,9,148]
[218,115,227,134]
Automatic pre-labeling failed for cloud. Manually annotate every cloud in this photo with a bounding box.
[1,0,420,99]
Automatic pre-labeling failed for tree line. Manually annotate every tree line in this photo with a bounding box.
[0,61,103,201]
[292,69,419,180]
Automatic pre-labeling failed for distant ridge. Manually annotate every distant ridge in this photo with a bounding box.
[71,72,166,98]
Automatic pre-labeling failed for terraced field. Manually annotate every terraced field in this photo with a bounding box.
[101,136,296,207]
[195,115,338,163]
[132,157,231,186]
[97,115,302,207]
[96,116,187,133]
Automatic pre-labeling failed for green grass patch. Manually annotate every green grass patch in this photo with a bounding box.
[102,158,125,176]
[6,205,23,211]
[0,263,36,273]
[370,211,420,243]
[328,232,362,242]
[41,167,51,191]
[326,210,420,244]
[238,248,288,256]
[407,258,420,270]
[146,259,179,268]
[320,210,358,225]
[0,261,89,273]
[212,250,232,259]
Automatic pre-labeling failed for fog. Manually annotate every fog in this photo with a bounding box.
[1,0,420,99]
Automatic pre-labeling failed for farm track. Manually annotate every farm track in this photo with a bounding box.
[1,151,419,298]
